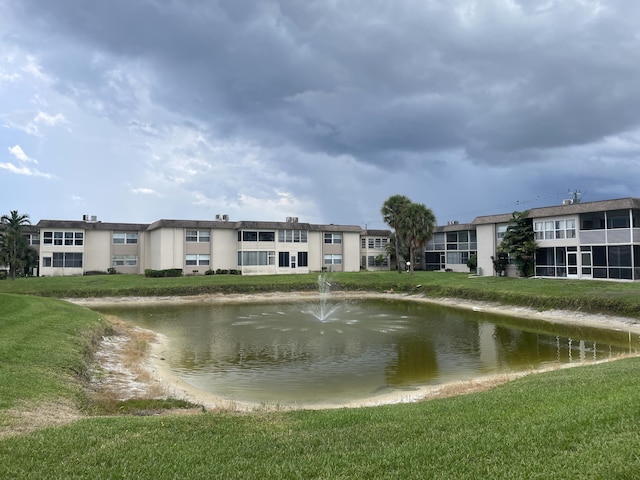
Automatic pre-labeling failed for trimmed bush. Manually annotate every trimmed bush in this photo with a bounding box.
[144,268,183,278]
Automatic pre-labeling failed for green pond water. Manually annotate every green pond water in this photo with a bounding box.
[95,299,639,406]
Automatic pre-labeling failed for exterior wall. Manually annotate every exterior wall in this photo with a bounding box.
[342,232,361,272]
[308,231,324,272]
[212,229,237,271]
[149,228,184,270]
[475,224,497,277]
[84,230,111,272]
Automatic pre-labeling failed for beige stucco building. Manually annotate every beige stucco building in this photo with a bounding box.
[27,217,389,277]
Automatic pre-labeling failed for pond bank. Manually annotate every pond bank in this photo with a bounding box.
[70,292,640,412]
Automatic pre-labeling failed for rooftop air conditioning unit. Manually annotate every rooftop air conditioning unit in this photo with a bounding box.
[215,214,221,220]
[286,217,293,223]
[562,199,574,205]
[222,214,229,221]
[292,217,299,223]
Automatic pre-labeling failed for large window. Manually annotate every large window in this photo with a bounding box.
[43,231,83,246]
[186,230,210,242]
[581,212,605,230]
[112,255,138,266]
[324,254,342,264]
[324,233,342,244]
[365,238,388,249]
[607,210,630,229]
[113,232,138,244]
[298,251,308,267]
[278,230,308,243]
[186,254,210,266]
[238,251,275,266]
[534,219,576,240]
[367,255,388,267]
[52,252,83,268]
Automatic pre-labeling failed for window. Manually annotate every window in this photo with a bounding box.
[534,219,576,240]
[278,251,289,267]
[581,212,605,230]
[298,251,308,267]
[497,225,508,239]
[367,255,388,267]
[324,233,342,244]
[278,230,308,243]
[259,231,275,242]
[43,257,52,267]
[186,230,210,242]
[186,254,211,266]
[114,233,138,244]
[43,231,83,246]
[365,238,388,249]
[112,255,138,266]
[52,252,83,268]
[238,251,275,266]
[607,210,630,229]
[324,254,342,264]
[239,231,258,242]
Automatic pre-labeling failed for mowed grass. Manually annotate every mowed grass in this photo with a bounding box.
[2,274,640,478]
[3,270,640,317]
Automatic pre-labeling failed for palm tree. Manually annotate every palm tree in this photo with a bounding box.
[1,210,32,279]
[397,202,436,275]
[381,195,411,273]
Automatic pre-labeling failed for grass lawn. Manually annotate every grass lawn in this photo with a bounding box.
[1,273,640,478]
[3,270,640,317]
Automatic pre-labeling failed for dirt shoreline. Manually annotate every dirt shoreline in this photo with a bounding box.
[71,292,640,412]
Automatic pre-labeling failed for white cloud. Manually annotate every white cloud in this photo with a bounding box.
[131,187,162,197]
[34,111,67,127]
[8,144,38,164]
[0,161,52,178]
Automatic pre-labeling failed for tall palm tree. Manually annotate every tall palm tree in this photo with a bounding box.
[381,195,411,273]
[397,202,436,275]
[1,210,32,279]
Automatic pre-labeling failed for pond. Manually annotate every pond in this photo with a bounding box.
[95,298,639,406]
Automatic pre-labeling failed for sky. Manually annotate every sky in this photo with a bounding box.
[2,0,640,230]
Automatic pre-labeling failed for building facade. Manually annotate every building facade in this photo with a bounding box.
[473,197,640,281]
[9,197,640,281]
[25,217,390,276]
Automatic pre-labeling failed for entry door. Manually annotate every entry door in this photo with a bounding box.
[290,254,297,269]
[581,251,592,278]
[567,251,578,278]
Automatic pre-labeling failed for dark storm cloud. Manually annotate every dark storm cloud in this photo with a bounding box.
[7,0,640,168]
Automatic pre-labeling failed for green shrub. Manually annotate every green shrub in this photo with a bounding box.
[144,268,183,278]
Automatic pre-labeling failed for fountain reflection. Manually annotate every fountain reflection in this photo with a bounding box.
[94,300,640,406]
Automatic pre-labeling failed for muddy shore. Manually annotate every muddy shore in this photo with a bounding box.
[71,292,640,412]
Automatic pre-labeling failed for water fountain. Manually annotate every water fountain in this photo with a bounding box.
[94,295,640,406]
[302,274,343,322]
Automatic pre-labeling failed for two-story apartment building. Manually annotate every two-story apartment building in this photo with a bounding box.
[474,197,640,280]
[28,216,387,276]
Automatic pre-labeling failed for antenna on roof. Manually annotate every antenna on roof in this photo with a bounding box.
[570,189,582,204]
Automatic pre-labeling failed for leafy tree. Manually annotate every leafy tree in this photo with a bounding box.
[0,210,35,279]
[397,202,436,275]
[381,195,412,273]
[500,210,537,277]
[384,233,410,269]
